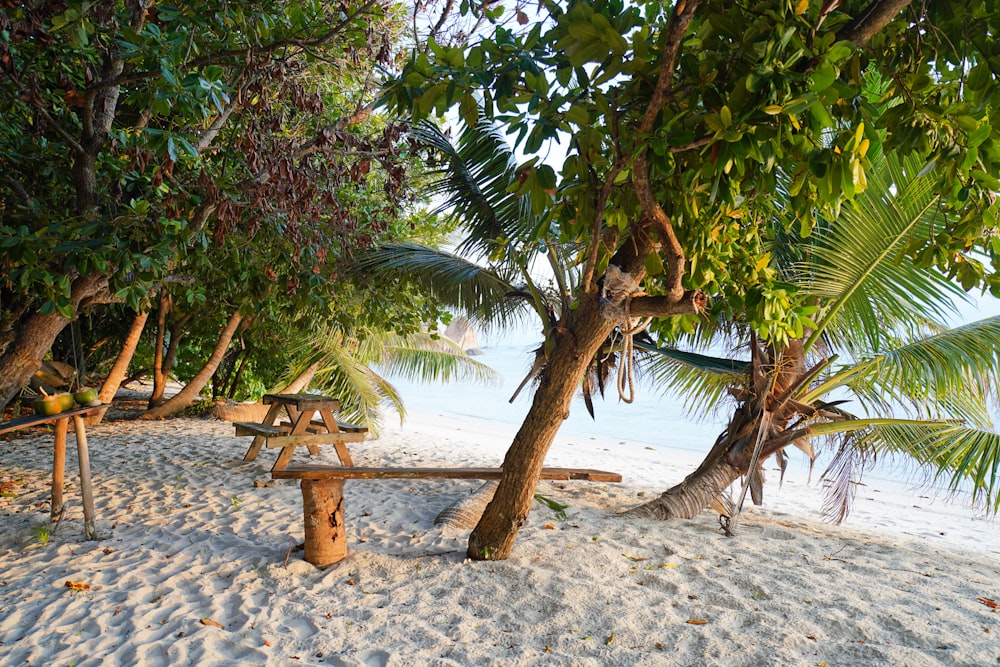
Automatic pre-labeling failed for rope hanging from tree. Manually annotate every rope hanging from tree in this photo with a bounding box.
[601,265,652,403]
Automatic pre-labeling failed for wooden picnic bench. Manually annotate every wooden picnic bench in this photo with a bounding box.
[235,393,367,470]
[272,464,623,567]
[0,404,104,539]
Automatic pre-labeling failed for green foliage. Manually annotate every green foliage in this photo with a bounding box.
[381,0,1000,340]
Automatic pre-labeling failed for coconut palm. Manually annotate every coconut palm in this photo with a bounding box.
[278,324,500,435]
[626,149,1000,527]
[357,120,624,413]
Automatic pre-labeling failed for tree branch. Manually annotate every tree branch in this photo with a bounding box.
[628,290,708,318]
[837,0,913,45]
[630,0,702,302]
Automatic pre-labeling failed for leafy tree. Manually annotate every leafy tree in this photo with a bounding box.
[381,0,1000,559]
[0,1,415,409]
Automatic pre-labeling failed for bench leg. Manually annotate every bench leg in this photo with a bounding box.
[301,479,347,567]
[242,435,266,462]
[72,415,98,540]
[51,418,68,523]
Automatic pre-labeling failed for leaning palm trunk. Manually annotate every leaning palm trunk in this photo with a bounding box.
[630,340,815,524]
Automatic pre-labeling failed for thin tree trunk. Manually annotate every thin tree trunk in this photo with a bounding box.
[0,275,111,410]
[86,310,150,425]
[149,290,171,408]
[281,361,322,394]
[225,348,253,398]
[468,298,615,560]
[139,311,244,420]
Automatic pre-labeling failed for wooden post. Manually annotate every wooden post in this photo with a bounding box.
[301,478,347,567]
[51,417,67,522]
[72,415,97,540]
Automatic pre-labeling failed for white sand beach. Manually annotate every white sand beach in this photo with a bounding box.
[1,389,999,666]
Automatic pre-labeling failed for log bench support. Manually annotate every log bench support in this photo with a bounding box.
[273,466,622,567]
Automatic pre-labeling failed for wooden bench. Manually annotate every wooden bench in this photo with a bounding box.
[0,404,104,539]
[272,465,623,566]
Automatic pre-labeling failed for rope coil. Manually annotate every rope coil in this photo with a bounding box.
[601,266,651,404]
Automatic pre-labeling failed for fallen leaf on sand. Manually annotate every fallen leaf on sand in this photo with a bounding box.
[544,523,555,530]
[64,581,90,591]
[686,619,708,625]
[977,597,998,610]
[200,618,224,629]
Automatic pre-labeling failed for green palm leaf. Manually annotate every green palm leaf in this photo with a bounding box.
[354,242,532,329]
[409,120,536,260]
[797,152,965,356]
[856,421,1000,513]
[282,326,500,433]
[805,316,1000,427]
[633,340,749,415]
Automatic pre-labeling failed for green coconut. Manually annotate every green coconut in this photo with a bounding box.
[34,392,74,416]
[73,387,99,406]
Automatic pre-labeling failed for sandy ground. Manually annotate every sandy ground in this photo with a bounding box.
[0,401,998,666]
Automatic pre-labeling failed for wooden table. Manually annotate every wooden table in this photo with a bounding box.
[236,393,366,470]
[0,404,104,539]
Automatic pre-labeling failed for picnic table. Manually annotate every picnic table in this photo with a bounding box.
[0,404,104,539]
[234,393,366,470]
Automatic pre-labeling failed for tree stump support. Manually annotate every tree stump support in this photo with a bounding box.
[301,478,347,567]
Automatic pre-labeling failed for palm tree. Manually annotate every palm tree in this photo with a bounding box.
[358,119,636,417]
[278,324,500,435]
[626,149,1000,528]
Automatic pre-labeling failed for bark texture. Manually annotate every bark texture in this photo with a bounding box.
[301,479,348,567]
[0,275,112,410]
[87,310,150,425]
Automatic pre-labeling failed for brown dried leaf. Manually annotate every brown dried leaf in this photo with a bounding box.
[200,617,224,629]
[686,619,708,625]
[64,580,90,591]
[977,597,998,610]
[543,523,556,530]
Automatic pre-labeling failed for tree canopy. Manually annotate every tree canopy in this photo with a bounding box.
[0,1,454,409]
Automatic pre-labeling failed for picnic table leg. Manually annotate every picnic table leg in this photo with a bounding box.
[243,402,284,462]
[51,417,68,523]
[72,415,98,540]
[290,409,322,457]
[301,478,347,567]
[319,410,354,466]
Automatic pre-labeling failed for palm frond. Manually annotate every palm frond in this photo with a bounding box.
[843,316,1000,426]
[857,421,1000,514]
[796,152,966,356]
[354,242,534,329]
[375,331,502,386]
[409,120,537,260]
[633,340,749,416]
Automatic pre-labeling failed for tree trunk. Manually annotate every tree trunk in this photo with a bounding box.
[86,310,150,425]
[281,361,322,394]
[468,296,618,560]
[139,311,243,419]
[625,459,743,520]
[0,275,111,410]
[149,290,171,408]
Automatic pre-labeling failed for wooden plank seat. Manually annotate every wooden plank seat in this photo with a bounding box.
[273,464,623,567]
[235,420,368,437]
